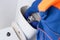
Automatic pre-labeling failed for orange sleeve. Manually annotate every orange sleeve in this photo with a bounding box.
[38,0,56,12]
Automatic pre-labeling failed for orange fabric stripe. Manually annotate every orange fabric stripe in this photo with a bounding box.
[38,0,60,12]
[53,2,60,9]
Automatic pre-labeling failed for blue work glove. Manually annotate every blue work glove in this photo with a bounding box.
[24,0,42,29]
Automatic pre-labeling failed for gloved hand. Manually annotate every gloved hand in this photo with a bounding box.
[24,0,42,29]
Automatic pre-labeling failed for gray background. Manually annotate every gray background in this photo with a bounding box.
[0,0,17,29]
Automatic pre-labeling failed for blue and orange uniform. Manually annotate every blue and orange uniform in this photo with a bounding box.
[24,0,60,40]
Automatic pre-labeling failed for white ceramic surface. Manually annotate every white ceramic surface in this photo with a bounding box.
[0,0,35,29]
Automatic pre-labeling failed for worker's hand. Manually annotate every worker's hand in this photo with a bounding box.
[24,0,42,29]
[24,8,39,29]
